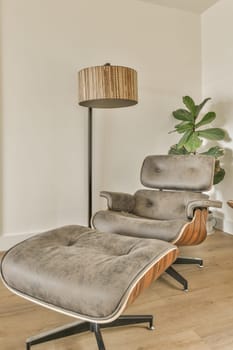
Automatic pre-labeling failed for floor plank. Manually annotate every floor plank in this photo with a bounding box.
[0,230,233,349]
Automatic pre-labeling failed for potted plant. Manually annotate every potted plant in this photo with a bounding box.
[168,96,226,184]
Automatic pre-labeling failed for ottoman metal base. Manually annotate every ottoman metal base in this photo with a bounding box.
[26,315,154,350]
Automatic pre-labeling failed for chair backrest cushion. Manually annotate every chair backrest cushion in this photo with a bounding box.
[141,155,215,191]
[133,189,209,220]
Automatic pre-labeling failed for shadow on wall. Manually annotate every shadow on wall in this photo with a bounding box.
[212,100,233,127]
[0,4,3,236]
[212,100,233,230]
[215,147,233,231]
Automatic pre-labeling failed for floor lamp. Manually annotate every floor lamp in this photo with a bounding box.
[78,63,138,226]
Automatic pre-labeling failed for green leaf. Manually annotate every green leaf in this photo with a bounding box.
[173,109,193,122]
[177,130,193,149]
[195,97,211,117]
[196,112,216,128]
[168,144,190,155]
[214,167,225,185]
[183,96,196,115]
[184,132,202,152]
[175,121,188,128]
[201,146,224,158]
[198,128,225,140]
[175,122,193,134]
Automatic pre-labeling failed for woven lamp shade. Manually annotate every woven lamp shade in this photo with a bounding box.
[78,64,138,108]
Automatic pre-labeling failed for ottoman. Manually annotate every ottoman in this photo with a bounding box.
[1,225,178,350]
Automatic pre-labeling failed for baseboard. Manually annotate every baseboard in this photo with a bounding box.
[0,233,35,251]
[215,216,233,235]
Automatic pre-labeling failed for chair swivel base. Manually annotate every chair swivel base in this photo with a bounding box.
[175,256,203,267]
[166,266,188,291]
[165,256,205,291]
[26,315,154,350]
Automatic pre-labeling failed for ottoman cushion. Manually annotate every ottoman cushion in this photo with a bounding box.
[1,225,178,323]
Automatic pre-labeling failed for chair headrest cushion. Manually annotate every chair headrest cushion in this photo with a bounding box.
[140,155,215,191]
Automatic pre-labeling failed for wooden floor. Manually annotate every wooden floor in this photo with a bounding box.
[0,231,233,350]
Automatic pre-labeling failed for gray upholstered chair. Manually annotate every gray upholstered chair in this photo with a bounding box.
[93,155,222,290]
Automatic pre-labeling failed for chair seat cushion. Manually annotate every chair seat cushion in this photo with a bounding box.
[1,225,177,323]
[93,210,188,242]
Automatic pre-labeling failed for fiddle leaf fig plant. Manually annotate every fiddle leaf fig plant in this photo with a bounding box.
[168,96,226,185]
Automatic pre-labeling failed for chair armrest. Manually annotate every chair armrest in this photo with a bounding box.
[100,191,135,212]
[187,200,222,219]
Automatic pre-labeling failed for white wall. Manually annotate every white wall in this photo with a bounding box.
[202,0,233,233]
[0,0,201,249]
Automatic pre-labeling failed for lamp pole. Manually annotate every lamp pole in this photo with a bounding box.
[88,107,93,227]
